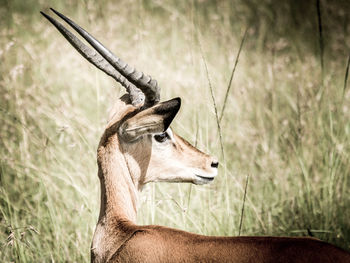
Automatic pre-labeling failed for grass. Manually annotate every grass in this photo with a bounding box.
[1,0,350,261]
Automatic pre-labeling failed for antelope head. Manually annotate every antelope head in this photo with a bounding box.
[41,9,219,190]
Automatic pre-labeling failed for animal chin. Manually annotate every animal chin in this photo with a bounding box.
[195,174,215,182]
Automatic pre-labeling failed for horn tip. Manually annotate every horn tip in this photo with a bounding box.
[50,8,64,20]
[50,7,57,13]
[40,11,50,19]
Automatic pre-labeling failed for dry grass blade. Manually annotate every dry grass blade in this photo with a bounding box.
[219,28,248,123]
[343,53,350,99]
[316,0,324,80]
[238,174,249,236]
[199,44,225,162]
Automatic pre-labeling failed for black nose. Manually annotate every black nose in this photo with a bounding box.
[211,161,219,168]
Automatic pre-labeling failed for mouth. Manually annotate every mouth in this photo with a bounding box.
[195,175,215,182]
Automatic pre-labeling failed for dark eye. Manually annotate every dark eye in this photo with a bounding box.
[154,132,169,143]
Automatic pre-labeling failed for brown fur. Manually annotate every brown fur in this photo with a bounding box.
[91,99,350,263]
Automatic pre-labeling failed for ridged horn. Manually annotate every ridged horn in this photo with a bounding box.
[50,8,160,106]
[40,11,145,106]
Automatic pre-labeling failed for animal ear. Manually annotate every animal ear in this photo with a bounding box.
[119,98,181,141]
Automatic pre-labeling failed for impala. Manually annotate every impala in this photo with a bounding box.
[41,9,350,263]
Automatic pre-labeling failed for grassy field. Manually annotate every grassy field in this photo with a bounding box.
[1,0,350,261]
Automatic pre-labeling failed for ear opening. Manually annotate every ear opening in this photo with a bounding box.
[119,97,181,141]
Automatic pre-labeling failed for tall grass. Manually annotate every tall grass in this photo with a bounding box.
[1,0,350,261]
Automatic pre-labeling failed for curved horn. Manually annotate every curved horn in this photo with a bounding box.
[50,8,160,106]
[40,11,144,106]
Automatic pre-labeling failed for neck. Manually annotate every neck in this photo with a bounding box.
[97,135,138,223]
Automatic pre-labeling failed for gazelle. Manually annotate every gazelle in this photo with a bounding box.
[41,9,350,263]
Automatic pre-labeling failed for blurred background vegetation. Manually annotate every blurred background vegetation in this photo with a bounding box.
[1,0,350,261]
